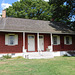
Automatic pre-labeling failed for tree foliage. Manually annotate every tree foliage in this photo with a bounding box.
[49,0,71,21]
[6,0,52,20]
[49,0,75,30]
[6,0,75,21]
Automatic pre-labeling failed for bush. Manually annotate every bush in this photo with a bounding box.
[3,54,11,59]
[63,54,70,57]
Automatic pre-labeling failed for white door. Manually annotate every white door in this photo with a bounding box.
[28,35,35,51]
[39,35,44,51]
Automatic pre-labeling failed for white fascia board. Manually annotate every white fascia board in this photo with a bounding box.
[0,30,75,34]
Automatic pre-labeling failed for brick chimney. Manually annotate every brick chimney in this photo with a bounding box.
[2,10,6,18]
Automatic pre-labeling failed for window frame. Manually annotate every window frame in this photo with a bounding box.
[8,35,15,45]
[66,36,70,45]
[53,36,57,45]
[53,35,60,45]
[64,36,72,45]
[5,34,18,46]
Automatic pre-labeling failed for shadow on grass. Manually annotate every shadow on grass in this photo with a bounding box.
[63,55,75,57]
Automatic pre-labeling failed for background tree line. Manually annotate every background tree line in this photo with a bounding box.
[6,0,75,30]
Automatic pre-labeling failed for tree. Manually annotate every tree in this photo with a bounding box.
[66,0,75,19]
[6,0,52,20]
[49,0,71,22]
[49,0,75,30]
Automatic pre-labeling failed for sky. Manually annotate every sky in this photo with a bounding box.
[0,0,20,14]
[0,0,49,14]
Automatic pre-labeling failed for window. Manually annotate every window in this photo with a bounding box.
[9,35,15,45]
[64,36,72,45]
[53,35,60,45]
[5,34,18,46]
[28,36,34,39]
[53,36,57,45]
[66,37,69,44]
[39,36,43,39]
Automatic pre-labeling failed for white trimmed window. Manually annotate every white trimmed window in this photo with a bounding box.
[64,36,72,45]
[5,34,18,46]
[53,35,60,45]
[9,35,15,45]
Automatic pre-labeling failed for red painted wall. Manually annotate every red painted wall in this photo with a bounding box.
[44,34,51,51]
[0,32,23,53]
[53,34,75,51]
[0,32,75,53]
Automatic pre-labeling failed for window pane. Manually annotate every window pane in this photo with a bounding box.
[39,36,43,39]
[53,36,57,44]
[28,36,34,39]
[66,37,69,44]
[9,35,14,45]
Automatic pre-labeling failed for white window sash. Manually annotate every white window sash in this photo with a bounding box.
[53,35,60,45]
[5,34,18,46]
[64,36,72,45]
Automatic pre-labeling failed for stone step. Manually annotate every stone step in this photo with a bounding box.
[24,52,54,59]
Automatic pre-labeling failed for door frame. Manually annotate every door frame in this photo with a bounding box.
[28,35,35,52]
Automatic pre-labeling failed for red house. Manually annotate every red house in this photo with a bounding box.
[0,10,75,59]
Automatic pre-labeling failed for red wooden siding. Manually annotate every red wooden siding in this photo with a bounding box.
[53,35,75,51]
[0,32,23,53]
[0,32,75,53]
[44,34,51,51]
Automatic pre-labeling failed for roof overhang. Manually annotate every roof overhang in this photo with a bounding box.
[0,30,75,35]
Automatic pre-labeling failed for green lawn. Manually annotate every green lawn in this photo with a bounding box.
[0,57,75,75]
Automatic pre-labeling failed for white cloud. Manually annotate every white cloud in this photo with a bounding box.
[44,0,49,2]
[1,3,12,10]
[18,0,20,1]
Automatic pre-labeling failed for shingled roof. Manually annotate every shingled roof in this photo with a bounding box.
[0,17,75,34]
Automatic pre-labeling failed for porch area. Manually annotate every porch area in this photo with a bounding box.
[22,32,54,59]
[23,33,53,52]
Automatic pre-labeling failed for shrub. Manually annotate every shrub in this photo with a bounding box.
[3,54,11,59]
[63,54,70,57]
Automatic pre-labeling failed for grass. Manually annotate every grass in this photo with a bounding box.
[0,57,75,75]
